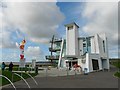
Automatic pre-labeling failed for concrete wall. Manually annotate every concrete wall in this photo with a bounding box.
[78,53,103,72]
[78,53,89,72]
[89,54,102,72]
[66,24,79,56]
[91,36,96,53]
[78,39,83,56]
[90,33,109,70]
[96,33,109,69]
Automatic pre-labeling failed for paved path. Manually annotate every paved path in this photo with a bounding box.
[2,65,119,89]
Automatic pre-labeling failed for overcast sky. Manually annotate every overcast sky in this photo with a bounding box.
[0,0,118,62]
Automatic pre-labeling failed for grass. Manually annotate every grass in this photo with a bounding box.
[111,60,120,78]
[5,66,35,71]
[0,70,38,86]
[114,72,120,78]
[111,61,120,68]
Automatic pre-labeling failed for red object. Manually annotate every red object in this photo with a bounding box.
[20,45,24,50]
[23,39,26,43]
[73,64,80,68]
[77,64,80,67]
[20,54,24,59]
[73,64,77,68]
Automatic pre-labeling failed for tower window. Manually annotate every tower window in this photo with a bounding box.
[68,26,73,30]
[83,43,86,47]
[103,40,105,53]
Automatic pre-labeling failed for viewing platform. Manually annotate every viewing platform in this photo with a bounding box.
[49,47,61,52]
[45,55,59,60]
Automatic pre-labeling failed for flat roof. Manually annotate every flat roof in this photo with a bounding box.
[64,22,79,28]
[78,36,94,39]
[64,55,78,60]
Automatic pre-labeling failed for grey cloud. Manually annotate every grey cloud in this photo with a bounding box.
[1,2,65,48]
[81,2,118,57]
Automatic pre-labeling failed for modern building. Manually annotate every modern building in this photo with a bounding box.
[46,22,109,73]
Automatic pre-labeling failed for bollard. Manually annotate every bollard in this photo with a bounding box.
[75,69,77,75]
[67,67,69,76]
[35,66,38,74]
[84,68,88,75]
[46,67,48,78]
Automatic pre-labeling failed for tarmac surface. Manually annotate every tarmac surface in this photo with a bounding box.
[1,65,119,89]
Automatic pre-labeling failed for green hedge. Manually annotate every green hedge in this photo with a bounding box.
[5,66,35,71]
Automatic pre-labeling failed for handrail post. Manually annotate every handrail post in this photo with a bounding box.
[12,72,14,83]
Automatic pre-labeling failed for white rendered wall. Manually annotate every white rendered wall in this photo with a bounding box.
[89,54,102,72]
[94,34,100,54]
[61,59,67,68]
[78,53,89,72]
[98,33,108,58]
[78,39,83,56]
[97,33,109,69]
[78,53,103,72]
[90,33,109,69]
[78,58,88,72]
[91,37,96,53]
[74,25,79,56]
[66,25,79,56]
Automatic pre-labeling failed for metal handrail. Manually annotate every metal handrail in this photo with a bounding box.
[24,73,38,85]
[0,75,16,90]
[14,73,30,88]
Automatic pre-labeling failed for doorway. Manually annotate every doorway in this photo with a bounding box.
[92,59,99,70]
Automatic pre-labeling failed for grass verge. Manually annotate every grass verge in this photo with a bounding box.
[0,70,37,86]
[114,72,120,78]
[111,60,120,78]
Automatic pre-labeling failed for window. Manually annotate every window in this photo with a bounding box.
[68,26,73,30]
[83,38,86,42]
[87,38,91,46]
[83,43,86,47]
[103,40,105,53]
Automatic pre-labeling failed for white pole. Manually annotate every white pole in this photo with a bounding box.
[58,38,64,68]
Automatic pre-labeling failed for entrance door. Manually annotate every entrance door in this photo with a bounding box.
[72,61,77,66]
[101,59,107,70]
[92,59,99,70]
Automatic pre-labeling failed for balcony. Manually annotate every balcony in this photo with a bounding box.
[50,39,62,43]
[45,55,59,60]
[49,47,61,52]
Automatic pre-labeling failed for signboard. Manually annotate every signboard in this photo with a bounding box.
[19,58,26,68]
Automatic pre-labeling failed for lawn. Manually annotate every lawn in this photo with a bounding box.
[112,61,120,68]
[0,70,38,86]
[114,72,120,78]
[111,60,120,78]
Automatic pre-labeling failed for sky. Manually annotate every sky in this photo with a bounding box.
[0,0,119,62]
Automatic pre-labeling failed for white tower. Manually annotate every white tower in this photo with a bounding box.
[65,22,79,56]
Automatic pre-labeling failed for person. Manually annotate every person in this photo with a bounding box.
[2,62,6,71]
[73,64,77,70]
[9,62,13,72]
[73,64,80,72]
